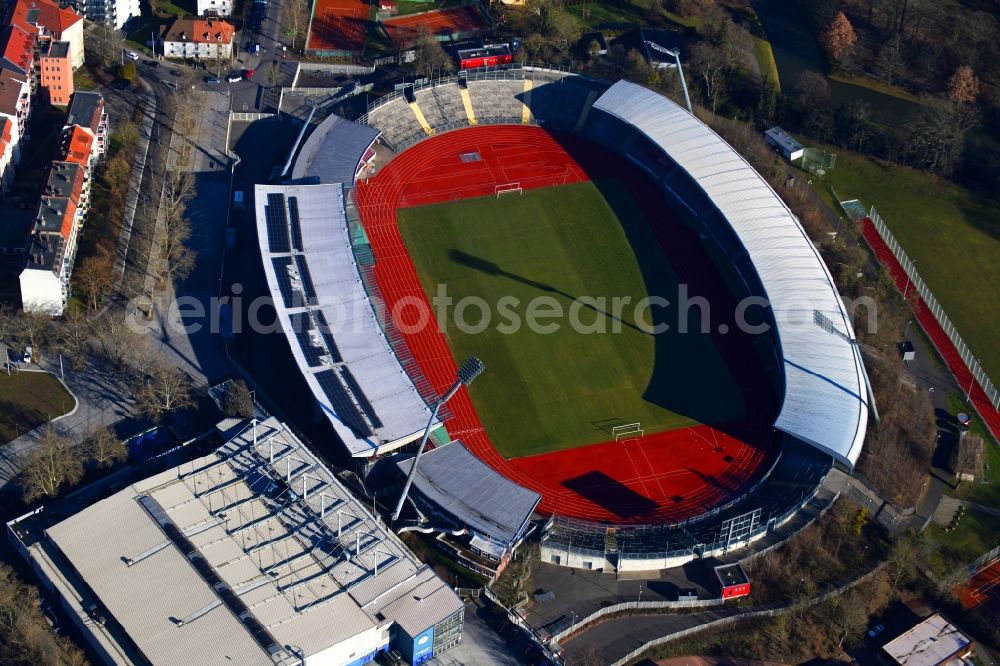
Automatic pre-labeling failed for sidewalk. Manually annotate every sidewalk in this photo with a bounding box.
[0,355,134,491]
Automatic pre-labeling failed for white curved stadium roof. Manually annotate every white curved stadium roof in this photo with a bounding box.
[594,80,870,468]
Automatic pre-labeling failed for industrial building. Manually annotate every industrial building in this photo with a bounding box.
[8,418,464,665]
[881,614,973,666]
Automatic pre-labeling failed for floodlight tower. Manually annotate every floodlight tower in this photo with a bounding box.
[391,356,485,523]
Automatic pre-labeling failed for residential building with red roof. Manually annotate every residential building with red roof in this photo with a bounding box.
[0,68,29,163]
[20,159,85,313]
[162,17,235,59]
[18,91,106,314]
[0,24,35,78]
[65,91,108,157]
[9,0,85,69]
[0,117,13,196]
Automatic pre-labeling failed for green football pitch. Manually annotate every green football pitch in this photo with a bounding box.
[397,181,746,459]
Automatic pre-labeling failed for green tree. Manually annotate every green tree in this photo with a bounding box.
[222,379,255,418]
[120,60,137,82]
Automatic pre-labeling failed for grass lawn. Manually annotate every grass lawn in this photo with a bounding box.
[752,36,780,91]
[827,70,926,104]
[398,181,745,459]
[0,371,75,444]
[926,508,1000,577]
[813,149,1000,381]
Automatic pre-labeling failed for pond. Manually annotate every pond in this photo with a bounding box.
[752,0,923,126]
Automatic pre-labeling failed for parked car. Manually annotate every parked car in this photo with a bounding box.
[124,49,140,61]
[22,346,32,363]
[205,76,221,84]
[169,69,181,76]
[246,41,261,54]
[225,72,242,83]
[143,59,159,68]
[868,624,885,638]
[243,68,255,78]
[164,81,178,90]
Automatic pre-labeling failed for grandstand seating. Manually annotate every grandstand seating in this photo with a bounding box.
[466,79,524,122]
[362,70,610,150]
[414,84,468,130]
[366,96,425,150]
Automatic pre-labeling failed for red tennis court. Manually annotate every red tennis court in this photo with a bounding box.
[956,558,1000,620]
[307,0,367,54]
[355,125,778,523]
[381,5,488,48]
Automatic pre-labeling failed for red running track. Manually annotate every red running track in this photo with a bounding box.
[860,218,999,442]
[355,125,776,523]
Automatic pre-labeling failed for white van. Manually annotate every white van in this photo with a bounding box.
[124,50,140,61]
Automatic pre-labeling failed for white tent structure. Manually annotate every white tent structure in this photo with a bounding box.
[593,80,873,469]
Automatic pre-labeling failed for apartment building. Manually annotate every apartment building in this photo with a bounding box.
[8,0,86,69]
[162,17,234,59]
[39,39,71,105]
[19,90,106,314]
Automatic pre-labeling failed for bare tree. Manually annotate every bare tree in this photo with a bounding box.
[19,427,85,502]
[267,61,281,87]
[15,311,52,363]
[53,308,93,369]
[75,252,114,311]
[283,0,311,52]
[85,426,129,468]
[136,361,195,421]
[691,42,727,114]
[414,27,453,78]
[906,100,978,175]
[0,303,13,345]
[222,379,255,418]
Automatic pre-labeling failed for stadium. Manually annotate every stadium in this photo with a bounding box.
[256,67,874,574]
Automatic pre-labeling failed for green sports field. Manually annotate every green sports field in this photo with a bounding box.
[397,180,746,459]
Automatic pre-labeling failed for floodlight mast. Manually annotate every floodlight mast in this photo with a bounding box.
[391,357,485,523]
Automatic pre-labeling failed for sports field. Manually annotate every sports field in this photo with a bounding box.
[398,180,745,458]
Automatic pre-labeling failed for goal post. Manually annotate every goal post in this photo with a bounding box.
[495,182,522,198]
[612,423,644,442]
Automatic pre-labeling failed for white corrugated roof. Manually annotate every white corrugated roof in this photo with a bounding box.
[593,81,869,468]
[45,418,462,664]
[255,183,435,457]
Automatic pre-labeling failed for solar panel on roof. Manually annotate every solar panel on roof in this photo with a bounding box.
[265,193,290,253]
[340,367,383,429]
[314,370,373,438]
[316,312,342,362]
[271,257,306,308]
[294,255,316,301]
[287,196,303,251]
[289,312,323,366]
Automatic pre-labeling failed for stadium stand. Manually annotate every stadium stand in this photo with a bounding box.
[360,69,611,152]
[414,84,468,130]
[366,95,425,150]
[540,440,832,569]
[256,183,436,457]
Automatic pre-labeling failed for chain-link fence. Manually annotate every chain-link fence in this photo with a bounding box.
[868,206,998,410]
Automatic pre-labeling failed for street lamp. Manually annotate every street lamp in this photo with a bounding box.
[391,356,485,522]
